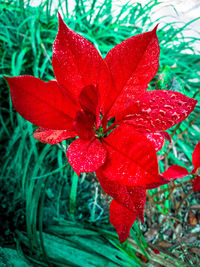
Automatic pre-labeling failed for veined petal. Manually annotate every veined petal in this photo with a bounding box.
[67,138,107,176]
[119,90,197,132]
[192,143,200,171]
[146,165,189,189]
[33,127,77,145]
[160,131,171,143]
[79,85,99,114]
[110,199,137,243]
[5,76,78,130]
[161,165,189,180]
[104,26,159,118]
[192,176,200,192]
[144,133,164,152]
[96,125,159,186]
[79,85,101,127]
[73,110,95,140]
[146,175,169,189]
[53,13,112,102]
[97,173,146,219]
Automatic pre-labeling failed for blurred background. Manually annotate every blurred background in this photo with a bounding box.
[0,0,200,266]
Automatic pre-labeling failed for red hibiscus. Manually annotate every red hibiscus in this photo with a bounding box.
[4,13,197,243]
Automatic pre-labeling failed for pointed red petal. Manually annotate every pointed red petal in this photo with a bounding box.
[160,131,171,143]
[104,26,159,118]
[33,127,77,144]
[192,175,200,192]
[110,199,137,243]
[161,165,189,180]
[96,125,159,186]
[119,90,197,132]
[147,165,189,189]
[146,175,169,189]
[73,110,95,140]
[146,169,188,189]
[79,85,99,114]
[67,138,107,176]
[53,13,112,101]
[97,173,146,217]
[5,76,78,129]
[192,143,200,171]
[79,84,101,128]
[144,133,164,151]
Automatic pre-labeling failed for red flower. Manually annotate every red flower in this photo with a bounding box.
[5,14,197,242]
[192,143,200,192]
[162,143,200,193]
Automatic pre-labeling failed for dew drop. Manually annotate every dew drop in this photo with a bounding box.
[150,121,155,127]
[142,108,151,114]
[177,100,186,106]
[172,112,180,120]
[136,118,144,122]
[170,94,176,99]
[164,104,173,109]
[160,97,165,103]
[155,118,161,124]
[159,110,166,117]
[135,100,140,107]
[150,98,156,103]
[182,111,188,117]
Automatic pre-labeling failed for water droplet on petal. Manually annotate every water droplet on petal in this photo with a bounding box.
[160,97,165,103]
[182,111,188,117]
[159,110,166,117]
[177,100,187,106]
[172,112,180,120]
[150,98,156,103]
[150,121,155,127]
[164,104,173,109]
[142,108,151,114]
[170,94,176,99]
[135,100,140,107]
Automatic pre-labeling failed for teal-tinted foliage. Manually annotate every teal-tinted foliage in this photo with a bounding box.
[0,0,199,266]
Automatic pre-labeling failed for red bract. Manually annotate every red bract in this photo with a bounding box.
[193,176,200,192]
[192,143,200,192]
[164,144,200,193]
[5,13,197,243]
[192,142,200,175]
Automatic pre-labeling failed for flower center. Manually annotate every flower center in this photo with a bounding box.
[94,126,104,138]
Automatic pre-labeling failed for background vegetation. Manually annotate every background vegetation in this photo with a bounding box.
[0,0,200,266]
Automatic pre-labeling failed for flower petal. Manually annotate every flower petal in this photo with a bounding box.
[104,26,159,118]
[192,143,200,171]
[53,13,112,101]
[147,165,189,189]
[79,84,101,128]
[144,133,164,152]
[96,125,159,186]
[161,165,189,180]
[160,131,171,143]
[110,199,137,243]
[192,175,200,192]
[67,138,107,176]
[33,127,77,145]
[97,173,146,220]
[79,85,99,114]
[73,110,95,140]
[5,76,78,130]
[146,175,169,189]
[119,90,197,132]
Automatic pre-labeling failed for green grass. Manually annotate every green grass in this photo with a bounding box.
[0,0,200,266]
